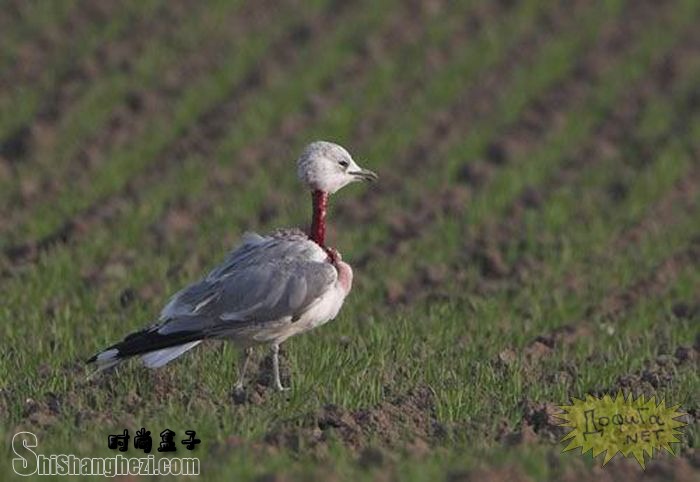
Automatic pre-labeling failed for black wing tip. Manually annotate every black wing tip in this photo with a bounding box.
[86,346,122,365]
[87,328,203,363]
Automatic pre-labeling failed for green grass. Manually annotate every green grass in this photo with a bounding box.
[1,0,698,480]
[0,0,243,209]
[0,1,78,74]
[0,1,167,140]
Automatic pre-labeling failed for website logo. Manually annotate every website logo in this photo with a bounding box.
[558,392,687,468]
[12,431,200,477]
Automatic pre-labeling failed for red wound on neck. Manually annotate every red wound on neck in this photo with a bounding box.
[310,190,328,247]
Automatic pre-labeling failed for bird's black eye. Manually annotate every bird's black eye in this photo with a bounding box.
[338,159,349,169]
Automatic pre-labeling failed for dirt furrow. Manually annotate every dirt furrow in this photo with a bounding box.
[25,1,197,123]
[0,2,76,64]
[262,385,441,453]
[344,0,545,150]
[335,0,593,227]
[608,341,699,398]
[595,236,700,325]
[402,57,699,308]
[461,28,700,289]
[521,230,700,363]
[497,335,698,464]
[513,157,700,362]
[0,0,124,87]
[0,1,272,211]
[612,163,700,251]
[0,1,178,165]
[0,1,197,209]
[350,0,677,280]
[509,321,699,448]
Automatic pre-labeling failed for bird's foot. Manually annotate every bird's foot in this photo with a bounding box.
[231,384,247,404]
[274,382,291,392]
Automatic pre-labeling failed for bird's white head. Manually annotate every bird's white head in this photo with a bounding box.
[297,141,377,194]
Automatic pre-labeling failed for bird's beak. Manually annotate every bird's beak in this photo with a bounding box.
[348,167,378,182]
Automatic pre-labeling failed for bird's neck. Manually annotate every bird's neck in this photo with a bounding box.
[310,190,329,247]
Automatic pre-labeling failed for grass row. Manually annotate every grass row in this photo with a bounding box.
[423,37,700,312]
[543,260,699,404]
[0,0,243,210]
[0,1,167,141]
[0,1,78,78]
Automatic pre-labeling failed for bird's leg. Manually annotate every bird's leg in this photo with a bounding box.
[271,343,289,391]
[234,347,252,392]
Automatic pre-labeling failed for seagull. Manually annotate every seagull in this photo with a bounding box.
[88,141,377,392]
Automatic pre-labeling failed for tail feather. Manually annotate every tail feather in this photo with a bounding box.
[141,341,202,368]
[89,348,123,372]
[87,326,205,372]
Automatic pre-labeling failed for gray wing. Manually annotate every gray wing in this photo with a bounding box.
[205,229,323,280]
[153,231,335,336]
